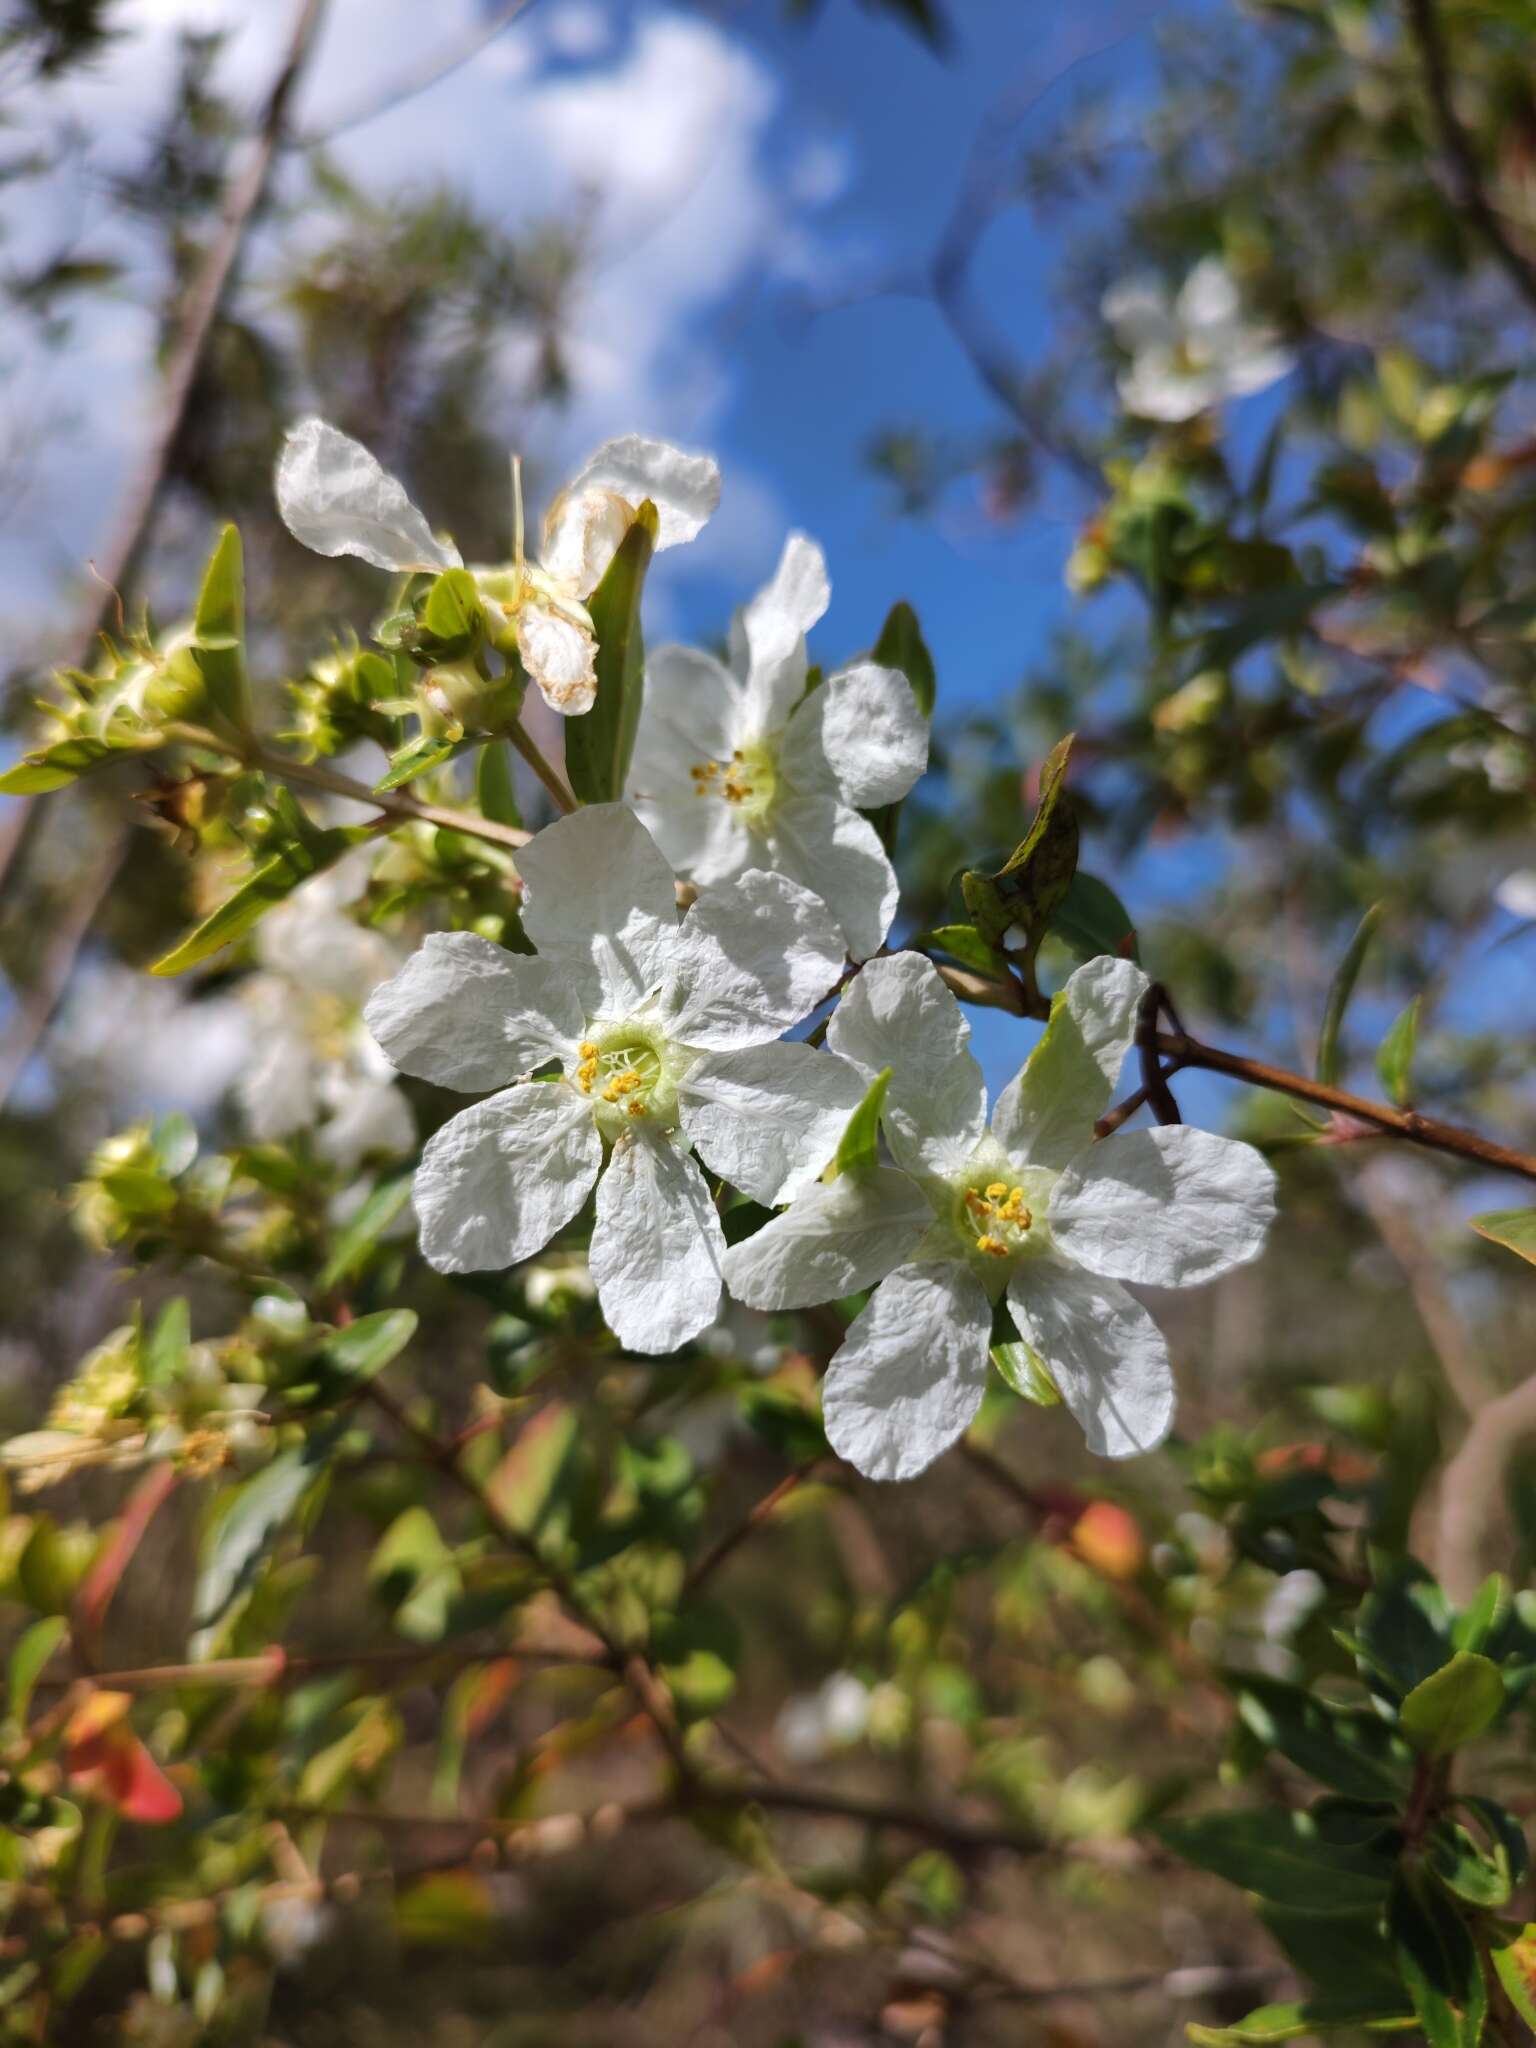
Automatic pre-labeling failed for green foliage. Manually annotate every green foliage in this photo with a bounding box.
[565,502,658,804]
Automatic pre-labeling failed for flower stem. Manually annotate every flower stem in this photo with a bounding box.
[505,714,579,814]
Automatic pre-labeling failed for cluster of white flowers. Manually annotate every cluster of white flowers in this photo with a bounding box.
[274,417,1279,1486]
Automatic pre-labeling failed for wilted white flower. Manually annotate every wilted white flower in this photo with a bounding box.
[238,852,413,1172]
[629,535,928,959]
[724,953,1277,1482]
[364,805,857,1354]
[275,417,719,716]
[1104,257,1292,422]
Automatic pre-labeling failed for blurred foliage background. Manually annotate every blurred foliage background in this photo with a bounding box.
[3,0,1536,2042]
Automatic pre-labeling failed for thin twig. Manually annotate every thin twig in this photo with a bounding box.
[683,1463,821,1598]
[1400,0,1536,317]
[246,743,530,851]
[506,715,578,815]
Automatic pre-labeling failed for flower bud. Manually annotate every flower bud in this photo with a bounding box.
[420,657,523,737]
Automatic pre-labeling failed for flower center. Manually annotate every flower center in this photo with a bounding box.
[572,1024,678,1137]
[688,737,778,823]
[957,1179,1034,1262]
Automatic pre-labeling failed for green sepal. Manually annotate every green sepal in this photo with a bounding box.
[565,501,658,804]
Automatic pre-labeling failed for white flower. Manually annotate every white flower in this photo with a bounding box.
[723,953,1277,1482]
[1103,257,1293,423]
[775,1671,871,1764]
[238,851,414,1173]
[363,804,857,1354]
[628,534,929,959]
[275,417,719,717]
[1495,869,1536,921]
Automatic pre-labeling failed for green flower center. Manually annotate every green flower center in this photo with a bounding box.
[572,1024,678,1137]
[955,1177,1036,1263]
[688,736,778,824]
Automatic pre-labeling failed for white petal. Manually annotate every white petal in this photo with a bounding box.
[826,953,986,1182]
[558,435,721,553]
[663,868,844,1051]
[414,1083,600,1274]
[769,796,897,961]
[738,532,829,729]
[822,1263,992,1483]
[240,1024,320,1140]
[790,663,928,809]
[590,1128,725,1352]
[274,417,460,573]
[633,795,756,889]
[1220,342,1294,399]
[679,1042,866,1205]
[1050,1125,1277,1288]
[517,600,597,715]
[1008,1258,1174,1459]
[628,644,746,806]
[1176,256,1241,334]
[364,932,583,1093]
[721,1167,930,1310]
[538,487,633,594]
[316,1077,415,1171]
[515,805,679,1016]
[991,955,1149,1169]
[1117,355,1210,423]
[1101,275,1175,350]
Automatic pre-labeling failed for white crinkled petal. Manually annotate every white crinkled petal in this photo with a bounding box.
[590,1128,725,1353]
[414,1083,600,1274]
[632,795,756,890]
[826,952,986,1181]
[663,868,844,1051]
[516,600,597,715]
[1008,1257,1175,1459]
[991,955,1149,1169]
[275,417,461,573]
[822,1262,992,1483]
[538,488,634,595]
[770,796,898,962]
[364,932,583,1093]
[721,1167,930,1310]
[679,1042,867,1206]
[739,532,829,729]
[515,805,679,1015]
[1050,1124,1277,1288]
[316,1076,415,1172]
[559,435,721,553]
[628,644,746,808]
[810,663,929,808]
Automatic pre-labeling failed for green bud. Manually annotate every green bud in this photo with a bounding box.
[421,658,523,736]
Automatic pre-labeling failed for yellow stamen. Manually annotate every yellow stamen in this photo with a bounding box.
[985,1181,1008,1200]
[976,1234,1010,1258]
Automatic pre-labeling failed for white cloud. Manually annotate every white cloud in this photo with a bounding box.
[1,3,837,616]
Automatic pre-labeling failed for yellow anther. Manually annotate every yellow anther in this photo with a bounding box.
[578,1042,599,1059]
[985,1181,1008,1201]
[1009,1186,1024,1205]
[626,1100,646,1117]
[975,1234,1010,1258]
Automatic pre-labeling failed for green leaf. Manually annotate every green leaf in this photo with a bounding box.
[652,1605,739,1722]
[0,735,118,795]
[474,738,522,829]
[1469,1208,1536,1267]
[1234,1675,1411,1798]
[960,733,1078,954]
[1186,2001,1416,2044]
[871,599,936,717]
[142,1298,190,1389]
[420,567,483,649]
[314,1309,417,1389]
[1049,869,1139,964]
[1491,1925,1536,2031]
[17,1520,87,1615]
[375,731,469,792]
[485,1403,578,1539]
[919,924,1009,978]
[394,1870,494,1948]
[991,1339,1060,1406]
[1388,1865,1487,2048]
[1354,1571,1456,1697]
[9,1616,68,1724]
[1316,902,1384,1087]
[833,1067,891,1178]
[191,1433,334,1647]
[1375,997,1421,1107]
[1155,1808,1396,1910]
[1456,1796,1528,1891]
[316,1171,415,1291]
[369,1506,461,1643]
[1453,1574,1510,1655]
[191,524,251,734]
[1399,1651,1504,1756]
[1426,1820,1512,1908]
[151,826,368,975]
[565,502,658,805]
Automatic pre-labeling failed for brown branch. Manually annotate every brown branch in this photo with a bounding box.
[1435,1370,1536,1603]
[683,1463,823,1598]
[1400,0,1536,318]
[32,1637,605,1698]
[506,714,578,815]
[245,743,530,852]
[1155,1028,1536,1186]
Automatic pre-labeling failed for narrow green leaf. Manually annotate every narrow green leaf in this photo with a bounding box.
[375,731,468,792]
[485,1403,578,1539]
[1469,1208,1536,1267]
[991,1340,1061,1406]
[871,599,936,717]
[1316,902,1384,1087]
[960,733,1078,953]
[142,1298,190,1388]
[565,502,658,804]
[833,1067,891,1178]
[1426,1820,1512,1908]
[1156,1808,1395,1911]
[1453,1574,1509,1655]
[1388,1866,1487,2048]
[474,739,522,829]
[1049,869,1140,964]
[191,524,251,734]
[369,1506,461,1643]
[317,1170,415,1290]
[1399,1651,1504,1756]
[1187,2001,1415,2044]
[1491,1925,1536,2031]
[316,1309,417,1387]
[1375,997,1421,1107]
[0,736,118,795]
[919,924,1009,977]
[1354,1570,1456,1698]
[151,826,366,975]
[9,1616,68,1724]
[191,1432,335,1647]
[1234,1675,1411,1799]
